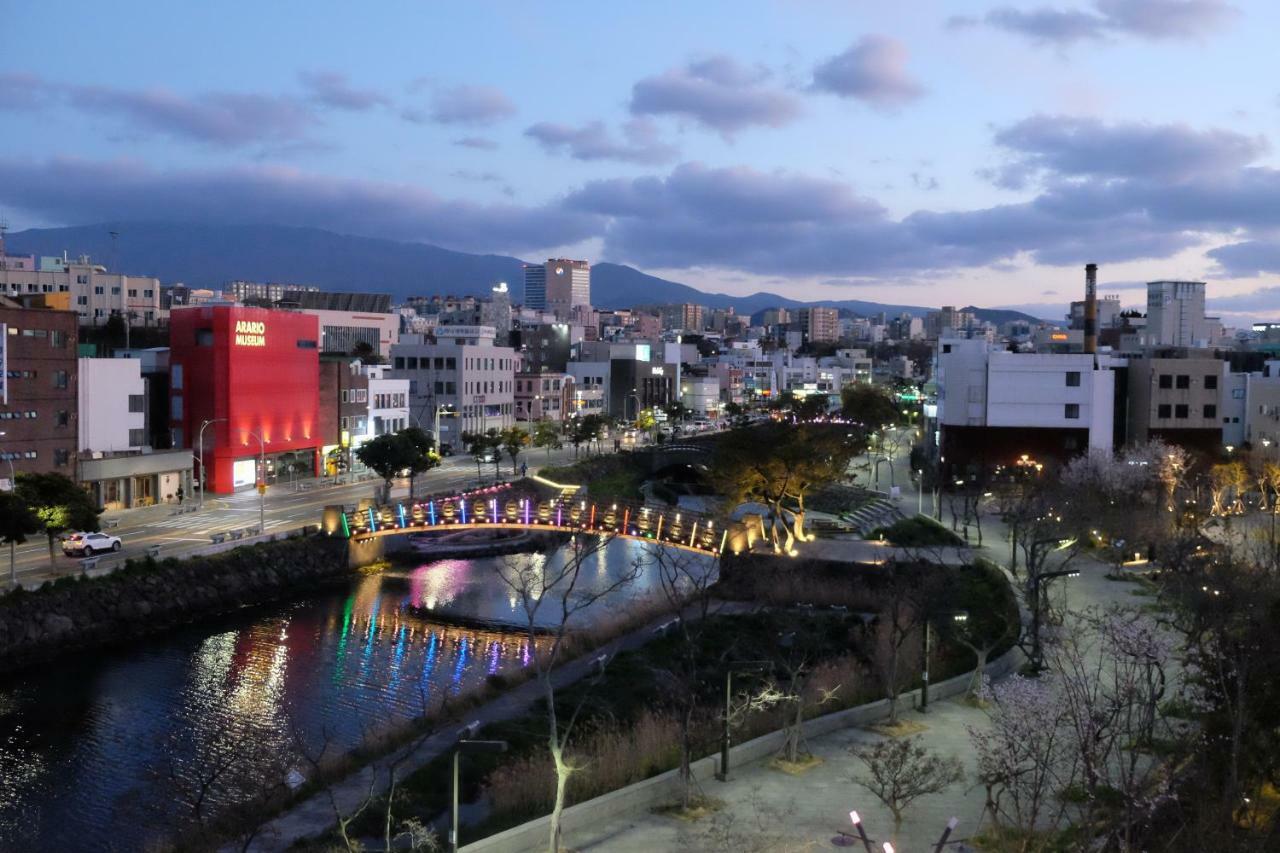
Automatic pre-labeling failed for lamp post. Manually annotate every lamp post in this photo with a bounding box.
[0,431,14,491]
[244,430,267,533]
[921,611,968,711]
[717,660,771,781]
[1030,569,1079,671]
[434,403,458,451]
[0,432,16,590]
[196,418,227,510]
[450,738,508,852]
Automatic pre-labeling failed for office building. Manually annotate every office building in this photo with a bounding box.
[0,299,79,485]
[661,303,704,333]
[280,290,399,357]
[524,259,589,319]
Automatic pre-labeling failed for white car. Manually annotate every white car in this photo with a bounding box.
[62,531,123,557]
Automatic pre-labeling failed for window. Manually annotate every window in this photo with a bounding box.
[340,390,349,403]
[355,389,367,403]
[942,344,952,354]
[1204,404,1217,419]
[195,329,214,346]
[1158,404,1172,419]
[296,339,317,349]
[53,449,69,467]
[53,370,68,389]
[172,396,183,419]
[171,364,183,390]
[128,428,146,446]
[56,410,69,427]
[406,356,419,369]
[76,274,88,284]
[1176,375,1190,389]
[1065,371,1081,387]
[1232,388,1245,399]
[1205,375,1218,390]
[445,357,456,370]
[394,357,405,369]
[77,295,88,306]
[111,287,120,295]
[94,285,104,295]
[1175,404,1189,419]
[1158,374,1172,389]
[128,395,145,413]
[143,289,153,298]
[128,289,137,298]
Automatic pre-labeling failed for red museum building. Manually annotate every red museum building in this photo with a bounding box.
[169,305,321,494]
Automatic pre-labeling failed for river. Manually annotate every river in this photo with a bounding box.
[0,537,678,852]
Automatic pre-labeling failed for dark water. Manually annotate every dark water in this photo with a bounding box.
[0,538,673,852]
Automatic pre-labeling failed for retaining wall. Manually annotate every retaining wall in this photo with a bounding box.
[461,644,1021,853]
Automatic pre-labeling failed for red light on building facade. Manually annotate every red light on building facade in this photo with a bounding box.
[170,305,322,494]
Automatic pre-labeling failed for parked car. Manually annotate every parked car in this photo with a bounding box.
[438,443,455,457]
[62,531,122,557]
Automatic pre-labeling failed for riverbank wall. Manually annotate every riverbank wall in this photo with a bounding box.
[0,534,350,675]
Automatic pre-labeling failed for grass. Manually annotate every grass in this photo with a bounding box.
[653,795,725,822]
[866,719,929,737]
[540,454,646,502]
[768,754,824,775]
[868,514,966,547]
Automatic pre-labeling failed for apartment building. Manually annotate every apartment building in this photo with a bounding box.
[1126,356,1226,450]
[0,299,79,485]
[795,307,839,343]
[515,372,573,423]
[0,254,164,327]
[363,364,411,439]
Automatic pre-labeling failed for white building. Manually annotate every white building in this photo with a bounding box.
[390,326,516,447]
[679,375,721,417]
[78,358,147,453]
[1144,281,1216,348]
[362,364,411,440]
[1,254,165,326]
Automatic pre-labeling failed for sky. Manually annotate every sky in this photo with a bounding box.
[3,0,1280,323]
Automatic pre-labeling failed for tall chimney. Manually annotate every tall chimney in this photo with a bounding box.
[1083,262,1098,355]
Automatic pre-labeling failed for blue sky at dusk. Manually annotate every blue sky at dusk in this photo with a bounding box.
[3,0,1280,321]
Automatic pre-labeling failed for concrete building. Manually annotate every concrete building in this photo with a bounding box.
[1126,356,1225,450]
[795,307,840,343]
[936,340,1119,475]
[525,259,589,319]
[78,358,147,454]
[515,372,573,423]
[1144,281,1215,348]
[390,326,516,448]
[0,299,79,486]
[363,364,411,440]
[565,362,610,419]
[1,254,164,327]
[660,303,705,333]
[318,357,370,476]
[679,375,721,417]
[114,347,173,449]
[281,291,400,358]
[229,281,318,303]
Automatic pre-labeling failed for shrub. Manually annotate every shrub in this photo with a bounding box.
[869,515,965,547]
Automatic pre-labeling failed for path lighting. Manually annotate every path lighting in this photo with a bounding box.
[718,660,771,781]
[848,810,875,852]
[450,738,508,852]
[1030,569,1079,670]
[933,817,960,852]
[921,611,968,711]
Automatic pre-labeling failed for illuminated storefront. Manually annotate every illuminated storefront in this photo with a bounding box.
[169,305,322,494]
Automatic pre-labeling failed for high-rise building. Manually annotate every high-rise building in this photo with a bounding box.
[523,264,547,310]
[660,303,704,332]
[795,307,839,343]
[1144,281,1213,348]
[524,259,589,319]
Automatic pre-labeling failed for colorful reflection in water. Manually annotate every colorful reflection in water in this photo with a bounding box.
[0,566,546,852]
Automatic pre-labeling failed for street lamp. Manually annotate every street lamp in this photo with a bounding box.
[717,660,771,781]
[196,418,227,510]
[1030,569,1079,670]
[0,431,14,491]
[434,403,458,451]
[0,432,17,589]
[244,430,268,534]
[450,737,508,852]
[921,611,968,711]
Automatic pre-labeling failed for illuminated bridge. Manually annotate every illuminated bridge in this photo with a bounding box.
[337,491,729,563]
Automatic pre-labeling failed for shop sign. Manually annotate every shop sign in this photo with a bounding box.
[234,319,267,347]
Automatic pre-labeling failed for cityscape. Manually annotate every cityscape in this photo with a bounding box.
[2,3,1279,852]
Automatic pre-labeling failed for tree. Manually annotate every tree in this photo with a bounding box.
[15,472,100,565]
[940,562,1016,700]
[398,426,439,501]
[722,401,750,429]
[358,433,410,503]
[350,340,384,364]
[567,414,606,458]
[0,491,41,587]
[841,384,900,431]
[851,736,964,844]
[493,528,640,852]
[531,419,562,459]
[499,426,530,474]
[462,429,503,484]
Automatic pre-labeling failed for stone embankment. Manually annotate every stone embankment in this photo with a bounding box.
[0,535,350,674]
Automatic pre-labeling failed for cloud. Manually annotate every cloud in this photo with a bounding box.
[452,136,499,150]
[990,114,1266,184]
[298,71,389,111]
[0,72,53,110]
[0,156,599,254]
[1205,283,1280,311]
[1207,241,1280,278]
[629,56,801,136]
[959,0,1237,46]
[524,118,678,164]
[810,36,925,108]
[409,84,516,126]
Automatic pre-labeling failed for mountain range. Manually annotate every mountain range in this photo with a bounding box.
[6,222,1043,324]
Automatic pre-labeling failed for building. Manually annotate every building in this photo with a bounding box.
[280,290,399,358]
[523,259,590,319]
[363,364,411,439]
[1,253,164,327]
[679,375,721,418]
[318,357,370,476]
[229,281,318,303]
[926,306,977,339]
[114,347,173,449]
[661,303,705,333]
[169,305,322,494]
[390,326,517,448]
[518,322,573,374]
[936,340,1119,475]
[515,372,573,422]
[1144,281,1215,348]
[759,308,790,328]
[795,307,840,343]
[78,356,192,509]
[1126,356,1225,450]
[0,299,79,486]
[565,362,610,418]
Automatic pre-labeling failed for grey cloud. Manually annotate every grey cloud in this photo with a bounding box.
[629,56,801,136]
[452,136,499,150]
[992,115,1266,183]
[1207,242,1280,278]
[810,36,925,107]
[963,0,1236,46]
[0,72,53,110]
[524,118,678,165]
[0,156,599,254]
[298,71,389,111]
[1205,283,1280,311]
[416,85,515,126]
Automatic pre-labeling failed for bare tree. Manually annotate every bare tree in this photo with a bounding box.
[850,735,964,844]
[494,526,639,852]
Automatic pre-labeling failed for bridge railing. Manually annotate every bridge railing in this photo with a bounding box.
[343,494,726,555]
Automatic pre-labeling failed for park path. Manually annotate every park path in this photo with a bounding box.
[563,484,1146,852]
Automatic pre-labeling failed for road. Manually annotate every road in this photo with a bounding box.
[7,444,596,588]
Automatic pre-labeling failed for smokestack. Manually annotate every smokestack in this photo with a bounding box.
[1083,262,1098,355]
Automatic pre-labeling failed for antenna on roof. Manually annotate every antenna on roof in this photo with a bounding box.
[109,228,120,273]
[0,218,8,271]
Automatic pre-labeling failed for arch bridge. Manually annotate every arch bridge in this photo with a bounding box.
[336,491,731,566]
